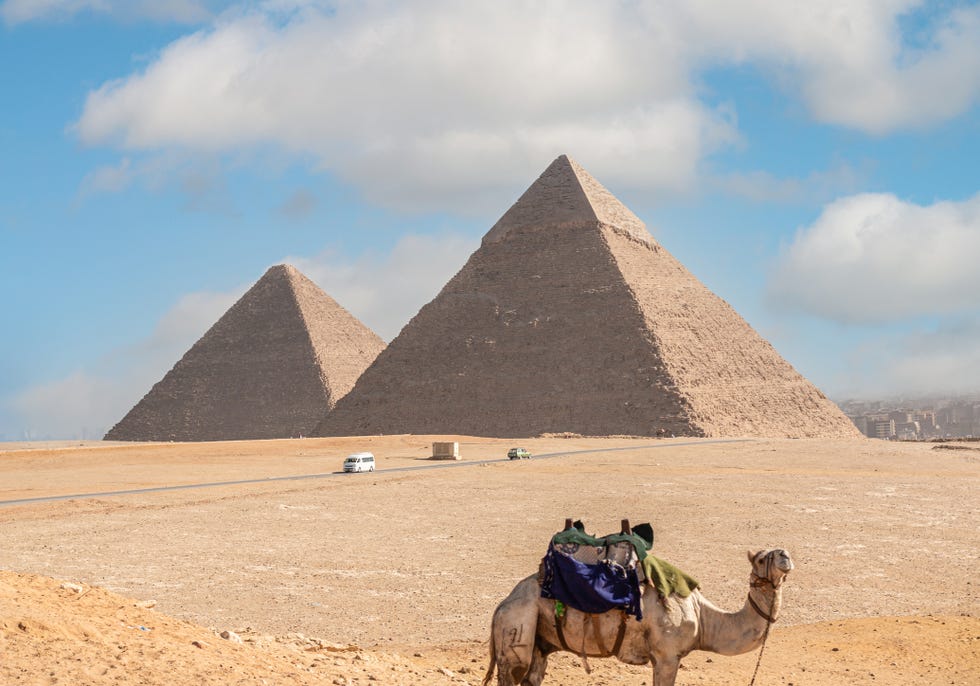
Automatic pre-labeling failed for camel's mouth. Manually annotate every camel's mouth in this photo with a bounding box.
[774,550,794,574]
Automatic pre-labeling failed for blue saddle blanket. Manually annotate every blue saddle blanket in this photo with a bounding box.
[540,544,643,619]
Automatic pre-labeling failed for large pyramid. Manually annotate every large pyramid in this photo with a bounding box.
[315,155,860,439]
[106,264,385,442]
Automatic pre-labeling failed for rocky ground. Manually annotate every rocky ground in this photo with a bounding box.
[1,435,978,685]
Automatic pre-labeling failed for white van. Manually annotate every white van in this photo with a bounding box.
[343,452,375,473]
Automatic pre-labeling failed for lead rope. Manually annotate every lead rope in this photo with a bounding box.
[747,618,772,686]
[747,554,779,686]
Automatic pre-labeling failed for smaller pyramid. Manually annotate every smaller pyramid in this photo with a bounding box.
[105,264,385,442]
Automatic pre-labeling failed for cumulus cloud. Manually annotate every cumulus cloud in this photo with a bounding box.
[67,1,980,211]
[286,231,478,341]
[0,0,218,24]
[769,192,980,322]
[798,4,980,133]
[70,1,737,212]
[659,1,980,134]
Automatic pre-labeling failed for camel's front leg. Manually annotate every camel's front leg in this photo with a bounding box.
[652,656,680,686]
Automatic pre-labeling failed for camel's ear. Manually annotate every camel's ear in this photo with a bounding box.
[747,550,757,563]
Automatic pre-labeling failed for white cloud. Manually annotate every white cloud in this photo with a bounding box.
[660,1,980,134]
[68,2,980,211]
[0,0,217,24]
[71,2,733,212]
[799,5,980,133]
[286,231,478,341]
[768,192,980,323]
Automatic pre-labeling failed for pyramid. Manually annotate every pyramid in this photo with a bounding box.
[105,264,385,442]
[314,155,860,439]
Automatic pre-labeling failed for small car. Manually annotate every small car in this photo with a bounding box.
[343,452,376,473]
[507,447,531,460]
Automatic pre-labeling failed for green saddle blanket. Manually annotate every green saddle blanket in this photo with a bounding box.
[641,555,699,599]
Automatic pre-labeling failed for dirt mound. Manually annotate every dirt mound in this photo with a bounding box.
[2,570,977,686]
[0,570,477,685]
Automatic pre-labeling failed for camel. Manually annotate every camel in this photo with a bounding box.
[484,548,793,686]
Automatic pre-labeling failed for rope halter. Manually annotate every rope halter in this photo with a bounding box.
[748,550,785,623]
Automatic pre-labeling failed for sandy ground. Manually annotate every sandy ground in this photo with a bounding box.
[1,435,978,685]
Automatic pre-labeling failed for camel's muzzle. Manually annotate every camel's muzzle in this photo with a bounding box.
[773,549,794,574]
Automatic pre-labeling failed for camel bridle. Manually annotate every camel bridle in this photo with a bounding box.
[748,550,784,623]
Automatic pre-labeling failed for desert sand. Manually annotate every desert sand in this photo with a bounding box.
[1,435,978,685]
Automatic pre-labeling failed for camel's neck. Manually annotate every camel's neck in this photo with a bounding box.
[695,583,781,656]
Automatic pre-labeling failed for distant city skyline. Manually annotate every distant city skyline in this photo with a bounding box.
[840,394,980,440]
[2,1,980,440]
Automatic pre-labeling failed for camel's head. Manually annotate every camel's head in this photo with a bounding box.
[747,548,794,588]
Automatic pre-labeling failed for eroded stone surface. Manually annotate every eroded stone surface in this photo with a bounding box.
[106,265,384,442]
[317,156,858,439]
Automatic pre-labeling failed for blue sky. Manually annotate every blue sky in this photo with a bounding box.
[2,0,980,441]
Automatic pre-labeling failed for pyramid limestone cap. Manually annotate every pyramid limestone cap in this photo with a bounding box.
[484,155,654,245]
[263,263,301,282]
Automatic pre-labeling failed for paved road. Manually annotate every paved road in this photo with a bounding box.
[0,439,749,508]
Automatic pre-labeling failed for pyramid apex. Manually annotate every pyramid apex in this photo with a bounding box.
[264,263,297,276]
[258,264,310,288]
[484,155,652,245]
[562,157,650,242]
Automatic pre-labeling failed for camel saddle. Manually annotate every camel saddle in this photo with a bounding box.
[539,519,653,621]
